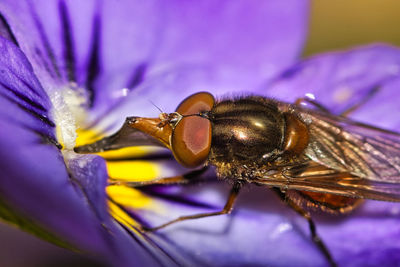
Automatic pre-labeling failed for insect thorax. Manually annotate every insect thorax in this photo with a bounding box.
[207,97,286,180]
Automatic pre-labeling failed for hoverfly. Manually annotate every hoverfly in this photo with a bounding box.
[75,92,400,266]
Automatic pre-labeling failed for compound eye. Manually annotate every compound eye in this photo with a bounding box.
[171,116,212,168]
[172,92,214,167]
[176,92,215,115]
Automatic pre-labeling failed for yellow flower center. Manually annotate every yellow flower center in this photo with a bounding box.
[50,86,163,231]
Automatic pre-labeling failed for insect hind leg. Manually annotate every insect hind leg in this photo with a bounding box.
[272,188,337,267]
[142,182,241,231]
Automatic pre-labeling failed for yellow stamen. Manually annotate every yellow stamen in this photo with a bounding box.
[76,122,163,230]
[106,161,159,181]
[107,185,154,209]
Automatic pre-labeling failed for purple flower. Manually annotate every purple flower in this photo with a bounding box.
[0,0,400,266]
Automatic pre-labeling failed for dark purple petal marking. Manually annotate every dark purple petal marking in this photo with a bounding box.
[85,13,101,107]
[0,37,55,135]
[65,154,178,266]
[34,130,62,148]
[0,91,55,128]
[84,0,309,128]
[0,80,59,147]
[108,197,196,266]
[59,0,76,82]
[115,219,185,267]
[66,154,109,221]
[0,1,320,266]
[139,186,219,210]
[0,12,18,46]
[0,36,113,258]
[0,33,173,262]
[33,46,55,81]
[28,2,61,79]
[113,221,168,266]
[270,44,400,105]
[66,155,124,259]
[127,63,147,90]
[0,80,46,112]
[278,65,300,80]
[85,62,147,129]
[269,44,400,130]
[108,197,149,228]
[19,75,43,99]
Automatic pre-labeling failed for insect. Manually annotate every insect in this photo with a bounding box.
[75,91,400,266]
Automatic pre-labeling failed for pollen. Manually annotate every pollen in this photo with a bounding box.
[50,84,89,150]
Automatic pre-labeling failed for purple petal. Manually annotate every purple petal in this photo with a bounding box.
[269,44,400,130]
[256,44,400,265]
[132,182,330,266]
[95,0,308,128]
[66,153,178,266]
[0,37,172,265]
[117,45,400,266]
[122,167,400,266]
[322,200,400,266]
[0,0,314,265]
[0,36,105,254]
[0,13,18,46]
[0,0,309,129]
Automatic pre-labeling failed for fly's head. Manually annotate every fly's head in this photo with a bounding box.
[75,92,215,168]
[167,92,214,167]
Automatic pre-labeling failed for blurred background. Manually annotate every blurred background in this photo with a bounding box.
[1,1,400,266]
[304,0,400,56]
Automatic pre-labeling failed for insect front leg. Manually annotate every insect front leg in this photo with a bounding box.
[142,182,241,232]
[339,86,380,117]
[295,97,331,113]
[295,86,380,118]
[272,188,337,267]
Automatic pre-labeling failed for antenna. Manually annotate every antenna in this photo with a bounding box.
[148,100,163,113]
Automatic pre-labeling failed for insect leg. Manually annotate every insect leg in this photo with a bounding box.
[272,188,337,267]
[109,166,209,187]
[142,182,241,231]
[295,86,380,117]
[295,97,331,113]
[340,86,380,117]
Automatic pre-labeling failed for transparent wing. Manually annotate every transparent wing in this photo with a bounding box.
[300,109,400,183]
[253,107,400,202]
[253,161,400,202]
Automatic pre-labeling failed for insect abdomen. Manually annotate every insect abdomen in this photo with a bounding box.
[283,113,310,156]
